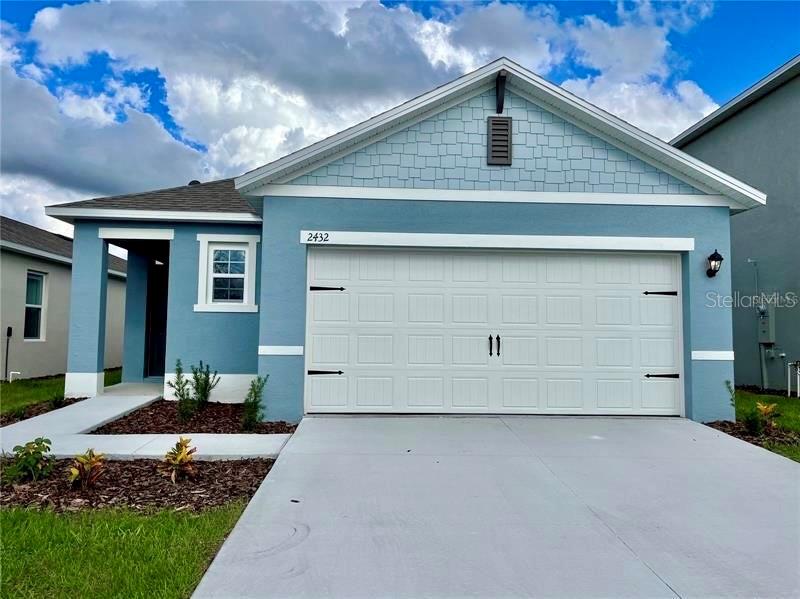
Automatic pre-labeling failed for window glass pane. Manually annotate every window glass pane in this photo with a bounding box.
[230,278,244,289]
[229,288,244,301]
[213,262,229,274]
[26,273,43,305]
[213,249,230,262]
[24,307,41,339]
[229,250,246,262]
[229,261,245,274]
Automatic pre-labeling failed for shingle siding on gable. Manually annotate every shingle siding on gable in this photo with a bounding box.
[289,90,703,194]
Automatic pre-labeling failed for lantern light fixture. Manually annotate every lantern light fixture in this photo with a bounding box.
[706,249,724,278]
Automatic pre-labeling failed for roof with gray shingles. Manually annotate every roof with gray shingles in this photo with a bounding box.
[0,216,127,273]
[51,178,256,214]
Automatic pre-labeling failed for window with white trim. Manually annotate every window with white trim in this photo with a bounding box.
[195,234,260,312]
[24,271,46,340]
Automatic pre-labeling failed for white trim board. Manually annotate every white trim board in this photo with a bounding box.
[236,57,766,210]
[99,227,174,240]
[263,185,734,208]
[691,351,735,361]
[46,206,262,224]
[300,231,695,252]
[259,345,304,356]
[163,373,256,403]
[65,372,104,397]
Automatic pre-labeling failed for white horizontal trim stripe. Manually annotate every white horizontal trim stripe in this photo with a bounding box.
[262,184,734,209]
[46,207,262,223]
[301,231,695,252]
[259,345,304,356]
[691,351,735,361]
[99,227,174,240]
[0,241,126,278]
[196,234,261,243]
[193,303,258,313]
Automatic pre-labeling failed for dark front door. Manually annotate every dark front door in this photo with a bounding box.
[144,259,169,377]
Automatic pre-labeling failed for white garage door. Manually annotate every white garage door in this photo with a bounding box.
[305,248,683,415]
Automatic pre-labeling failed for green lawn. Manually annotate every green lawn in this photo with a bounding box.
[0,368,122,415]
[0,502,244,599]
[735,389,800,462]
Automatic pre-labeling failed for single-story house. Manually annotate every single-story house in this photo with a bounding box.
[672,54,799,391]
[46,58,766,422]
[0,216,127,380]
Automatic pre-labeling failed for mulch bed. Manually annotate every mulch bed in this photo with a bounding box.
[90,400,297,435]
[705,421,800,449]
[0,398,86,427]
[0,458,273,512]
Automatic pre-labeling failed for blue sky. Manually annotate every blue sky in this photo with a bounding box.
[1,1,798,234]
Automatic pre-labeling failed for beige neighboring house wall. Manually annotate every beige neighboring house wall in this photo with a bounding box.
[0,249,126,380]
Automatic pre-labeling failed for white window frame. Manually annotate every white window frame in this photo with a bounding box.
[194,234,259,313]
[24,270,47,342]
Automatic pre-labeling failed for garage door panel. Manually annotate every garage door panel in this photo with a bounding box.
[306,248,682,415]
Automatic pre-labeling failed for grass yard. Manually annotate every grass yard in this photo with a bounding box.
[0,502,244,599]
[736,389,800,462]
[0,368,122,415]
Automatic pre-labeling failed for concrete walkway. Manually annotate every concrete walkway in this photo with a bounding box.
[195,416,800,598]
[1,383,290,459]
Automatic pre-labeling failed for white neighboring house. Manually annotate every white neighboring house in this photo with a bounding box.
[0,216,127,381]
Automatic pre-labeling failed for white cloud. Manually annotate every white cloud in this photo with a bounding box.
[57,80,148,125]
[562,76,717,141]
[0,173,79,237]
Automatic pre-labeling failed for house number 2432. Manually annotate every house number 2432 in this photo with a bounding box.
[306,232,330,243]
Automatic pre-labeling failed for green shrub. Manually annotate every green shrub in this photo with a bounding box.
[191,361,220,410]
[162,437,197,483]
[2,437,54,484]
[67,449,106,490]
[725,379,737,408]
[242,376,268,432]
[741,410,764,436]
[167,359,196,423]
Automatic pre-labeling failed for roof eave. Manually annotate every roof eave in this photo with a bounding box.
[45,206,262,224]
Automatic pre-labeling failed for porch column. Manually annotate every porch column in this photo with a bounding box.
[65,222,108,397]
[121,252,148,382]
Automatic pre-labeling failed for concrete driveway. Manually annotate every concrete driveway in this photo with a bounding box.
[194,416,799,598]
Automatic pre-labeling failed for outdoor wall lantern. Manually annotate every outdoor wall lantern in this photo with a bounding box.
[706,249,724,278]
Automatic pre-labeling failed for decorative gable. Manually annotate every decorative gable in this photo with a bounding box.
[288,89,703,195]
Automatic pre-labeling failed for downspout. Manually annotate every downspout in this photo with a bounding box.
[4,326,11,380]
[748,258,769,389]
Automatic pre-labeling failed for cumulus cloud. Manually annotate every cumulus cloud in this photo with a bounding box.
[0,62,207,196]
[2,0,722,235]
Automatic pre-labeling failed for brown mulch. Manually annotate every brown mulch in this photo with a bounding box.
[90,400,297,435]
[705,420,800,448]
[0,458,273,512]
[0,398,86,427]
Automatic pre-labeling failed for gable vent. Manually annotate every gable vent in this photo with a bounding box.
[487,116,512,166]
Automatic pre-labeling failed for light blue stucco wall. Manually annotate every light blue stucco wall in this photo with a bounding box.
[71,221,261,383]
[290,89,702,195]
[67,222,109,374]
[258,197,733,423]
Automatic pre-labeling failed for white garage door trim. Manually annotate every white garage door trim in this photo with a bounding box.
[304,246,685,416]
[301,230,695,252]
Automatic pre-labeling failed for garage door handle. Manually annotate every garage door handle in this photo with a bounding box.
[309,286,346,291]
[643,291,678,296]
[645,373,680,378]
[488,335,493,357]
[307,370,344,375]
[495,335,501,357]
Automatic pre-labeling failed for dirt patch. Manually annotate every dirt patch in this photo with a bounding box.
[1,458,272,512]
[705,420,800,449]
[0,398,87,427]
[90,400,297,435]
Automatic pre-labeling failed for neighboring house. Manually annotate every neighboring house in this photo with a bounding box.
[672,55,799,391]
[46,58,766,422]
[0,216,127,380]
